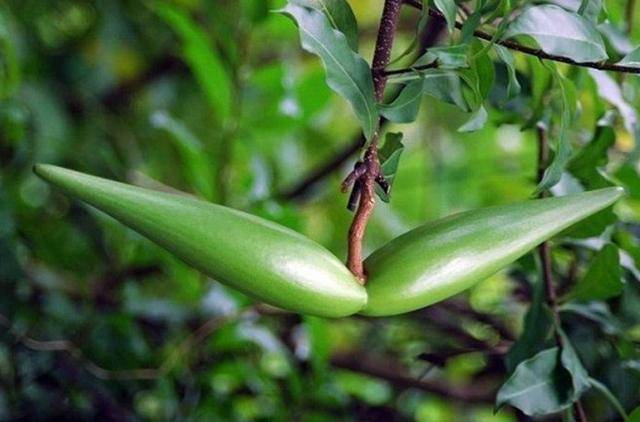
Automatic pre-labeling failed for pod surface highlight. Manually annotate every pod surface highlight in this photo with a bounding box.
[361,188,624,317]
[34,165,366,318]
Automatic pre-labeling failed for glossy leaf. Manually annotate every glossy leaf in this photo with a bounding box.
[375,132,404,202]
[361,188,624,316]
[503,5,608,63]
[291,0,359,51]
[589,69,638,134]
[558,329,590,400]
[496,348,573,416]
[618,46,640,68]
[432,0,457,32]
[151,1,232,125]
[497,332,589,417]
[458,105,488,132]
[34,165,367,318]
[568,124,615,189]
[536,63,576,193]
[494,45,521,100]
[413,44,469,70]
[565,243,623,301]
[577,0,603,22]
[281,3,378,141]
[381,70,467,122]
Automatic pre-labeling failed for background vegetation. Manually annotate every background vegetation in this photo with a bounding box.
[1,0,640,420]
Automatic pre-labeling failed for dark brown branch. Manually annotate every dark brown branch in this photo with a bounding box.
[331,352,496,402]
[400,1,640,75]
[277,14,446,202]
[345,0,404,281]
[536,125,588,422]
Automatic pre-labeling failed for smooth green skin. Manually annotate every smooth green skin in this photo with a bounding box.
[34,165,366,318]
[360,187,624,316]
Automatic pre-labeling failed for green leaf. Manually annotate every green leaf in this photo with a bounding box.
[505,278,553,372]
[503,5,608,63]
[375,132,404,202]
[413,44,469,70]
[565,243,623,302]
[291,0,359,51]
[151,1,232,125]
[619,46,640,68]
[588,377,628,420]
[458,105,488,132]
[535,63,576,193]
[559,302,622,335]
[432,0,458,32]
[588,69,638,134]
[630,406,640,422]
[150,112,216,200]
[567,125,615,190]
[496,348,574,416]
[577,0,603,22]
[494,45,521,100]
[457,41,494,132]
[381,70,467,122]
[558,329,590,399]
[498,332,589,417]
[281,4,378,141]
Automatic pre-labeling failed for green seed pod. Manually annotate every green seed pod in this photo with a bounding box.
[361,188,624,317]
[34,164,366,318]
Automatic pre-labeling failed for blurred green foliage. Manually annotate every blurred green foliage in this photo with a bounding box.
[1,0,640,420]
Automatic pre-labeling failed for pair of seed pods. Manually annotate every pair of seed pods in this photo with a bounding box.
[34,165,623,318]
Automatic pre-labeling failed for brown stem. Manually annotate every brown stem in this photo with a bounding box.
[401,1,640,75]
[536,125,588,422]
[344,0,404,281]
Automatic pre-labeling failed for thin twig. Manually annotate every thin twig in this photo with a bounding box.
[536,125,588,422]
[331,352,497,402]
[344,0,404,281]
[400,1,640,75]
[0,310,248,381]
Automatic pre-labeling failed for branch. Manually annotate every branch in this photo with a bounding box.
[343,0,404,281]
[536,125,588,422]
[0,310,247,380]
[399,1,640,75]
[331,352,496,402]
[277,15,446,202]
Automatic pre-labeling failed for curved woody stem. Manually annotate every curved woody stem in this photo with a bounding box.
[344,0,403,282]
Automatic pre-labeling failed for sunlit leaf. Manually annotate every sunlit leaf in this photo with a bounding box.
[291,0,359,51]
[618,46,640,68]
[458,105,487,132]
[588,69,638,134]
[535,63,576,193]
[381,70,467,122]
[432,0,457,32]
[281,3,378,141]
[413,44,469,70]
[503,5,608,63]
